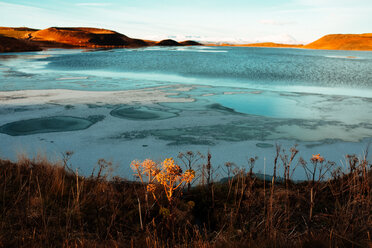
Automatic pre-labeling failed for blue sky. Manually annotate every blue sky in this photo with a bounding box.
[0,0,371,43]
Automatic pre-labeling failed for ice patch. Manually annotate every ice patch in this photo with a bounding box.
[110,106,178,120]
[0,116,100,136]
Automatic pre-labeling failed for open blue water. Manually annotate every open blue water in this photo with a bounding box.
[1,46,372,94]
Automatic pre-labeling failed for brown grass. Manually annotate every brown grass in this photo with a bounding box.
[0,147,371,247]
[0,27,37,39]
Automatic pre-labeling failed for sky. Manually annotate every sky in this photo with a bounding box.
[0,0,371,44]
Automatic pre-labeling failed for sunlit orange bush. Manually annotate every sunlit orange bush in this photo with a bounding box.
[131,158,195,203]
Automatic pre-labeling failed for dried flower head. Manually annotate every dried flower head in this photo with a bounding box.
[183,169,195,183]
[311,154,325,163]
[130,157,196,203]
[130,160,141,169]
[163,158,182,176]
[225,162,234,168]
[146,183,156,193]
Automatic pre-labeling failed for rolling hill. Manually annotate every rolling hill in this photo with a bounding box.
[2,26,371,52]
[156,39,183,46]
[29,27,148,48]
[0,27,202,52]
[304,33,372,50]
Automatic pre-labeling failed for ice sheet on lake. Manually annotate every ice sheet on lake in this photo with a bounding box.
[1,48,372,179]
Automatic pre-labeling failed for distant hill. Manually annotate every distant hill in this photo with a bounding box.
[208,34,372,51]
[0,27,202,52]
[304,33,372,50]
[1,26,371,52]
[180,40,203,46]
[0,27,38,39]
[29,27,148,48]
[218,42,304,48]
[0,35,41,53]
[156,39,202,47]
[156,39,183,46]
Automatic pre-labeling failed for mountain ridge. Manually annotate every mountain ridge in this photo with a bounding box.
[0,26,202,52]
[1,26,371,52]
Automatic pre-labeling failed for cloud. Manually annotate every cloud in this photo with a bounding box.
[0,1,42,11]
[76,3,112,7]
[260,19,296,26]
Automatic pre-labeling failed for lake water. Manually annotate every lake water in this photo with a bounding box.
[0,46,372,179]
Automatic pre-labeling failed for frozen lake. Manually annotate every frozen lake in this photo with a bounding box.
[1,46,372,179]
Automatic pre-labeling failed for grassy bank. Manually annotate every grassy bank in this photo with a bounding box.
[0,148,371,247]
